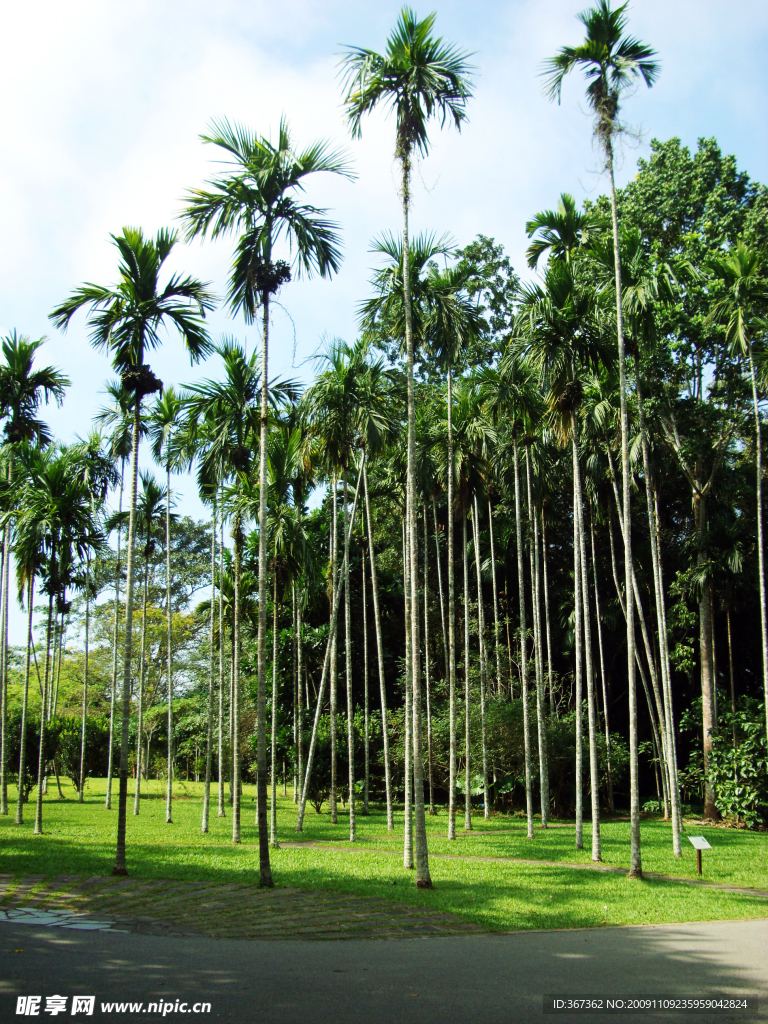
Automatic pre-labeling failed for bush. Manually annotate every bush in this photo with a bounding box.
[58,715,111,790]
[708,700,768,828]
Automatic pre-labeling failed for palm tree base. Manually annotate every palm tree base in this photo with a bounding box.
[415,880,434,889]
[111,866,128,877]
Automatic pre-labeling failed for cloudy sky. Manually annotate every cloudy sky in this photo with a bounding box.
[2,0,767,643]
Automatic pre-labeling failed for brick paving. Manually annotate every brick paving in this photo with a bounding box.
[0,875,482,941]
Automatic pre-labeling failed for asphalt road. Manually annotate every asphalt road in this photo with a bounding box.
[1,917,766,1023]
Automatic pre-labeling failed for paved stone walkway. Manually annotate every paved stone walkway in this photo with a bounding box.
[0,874,481,941]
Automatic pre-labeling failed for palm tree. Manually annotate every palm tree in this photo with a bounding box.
[543,0,659,878]
[15,446,99,833]
[0,333,67,815]
[183,340,297,861]
[341,7,472,887]
[149,388,185,824]
[69,432,117,805]
[95,381,137,811]
[50,226,214,875]
[709,242,768,752]
[183,117,350,888]
[526,193,595,269]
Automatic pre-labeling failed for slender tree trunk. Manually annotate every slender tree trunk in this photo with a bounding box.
[51,613,65,720]
[362,545,369,816]
[106,459,125,811]
[296,585,304,814]
[542,511,555,718]
[572,420,600,859]
[232,513,242,844]
[403,518,413,867]
[748,345,768,751]
[447,367,457,841]
[635,357,681,852]
[573,478,583,852]
[15,577,34,824]
[202,504,216,834]
[134,549,150,815]
[292,585,298,805]
[296,463,363,831]
[526,452,549,829]
[727,606,737,750]
[113,400,142,874]
[401,151,431,885]
[513,438,534,838]
[590,504,614,813]
[423,507,435,816]
[343,466,356,842]
[78,556,90,803]
[217,509,225,819]
[363,462,392,829]
[607,140,641,877]
[432,499,449,677]
[695,492,719,819]
[330,472,338,825]
[165,459,173,824]
[256,290,273,886]
[462,513,472,833]
[472,497,490,819]
[488,497,502,696]
[35,588,56,828]
[270,571,279,848]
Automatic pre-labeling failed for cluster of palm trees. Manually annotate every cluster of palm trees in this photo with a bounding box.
[1,2,767,891]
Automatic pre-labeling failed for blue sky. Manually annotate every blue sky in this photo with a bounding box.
[1,0,767,643]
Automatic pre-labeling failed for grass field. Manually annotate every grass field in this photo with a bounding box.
[2,777,767,933]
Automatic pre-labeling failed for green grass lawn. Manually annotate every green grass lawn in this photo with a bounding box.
[2,777,767,933]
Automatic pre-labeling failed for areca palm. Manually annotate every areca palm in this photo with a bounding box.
[50,226,214,875]
[709,242,768,750]
[95,381,139,810]
[525,193,595,270]
[341,8,472,887]
[543,0,659,878]
[149,388,185,824]
[0,333,67,815]
[183,117,350,888]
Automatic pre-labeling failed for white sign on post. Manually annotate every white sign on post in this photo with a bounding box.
[688,836,712,851]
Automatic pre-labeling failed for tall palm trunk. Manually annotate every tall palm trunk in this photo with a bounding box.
[232,512,243,845]
[513,438,534,839]
[363,462,392,829]
[34,588,55,835]
[542,511,555,717]
[574,487,583,851]
[635,357,681,852]
[106,458,125,810]
[165,458,173,824]
[269,571,279,847]
[15,577,34,824]
[202,504,216,834]
[607,139,641,876]
[446,368,457,841]
[256,290,274,887]
[462,512,472,833]
[403,518,413,868]
[113,400,142,874]
[362,546,370,815]
[423,508,435,815]
[342,466,356,842]
[471,497,490,819]
[590,505,614,813]
[401,151,431,887]
[488,497,502,696]
[296,462,363,831]
[432,499,449,675]
[330,473,338,825]
[296,585,304,812]
[748,344,768,750]
[134,545,150,814]
[217,510,225,819]
[571,418,600,860]
[78,555,90,803]
[526,451,549,829]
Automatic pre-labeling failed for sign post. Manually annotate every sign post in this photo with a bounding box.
[688,835,712,875]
